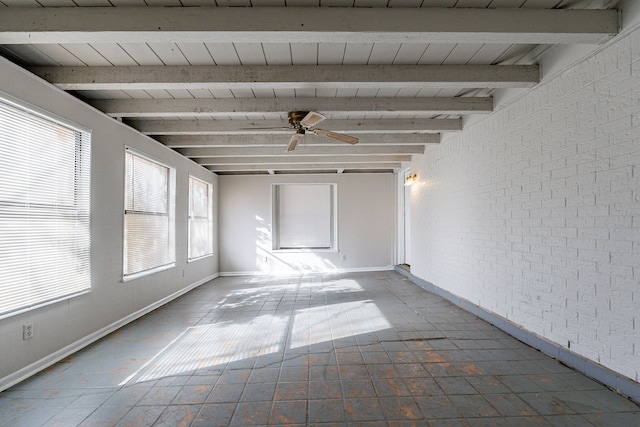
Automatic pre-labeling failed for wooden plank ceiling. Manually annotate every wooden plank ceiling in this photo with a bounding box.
[0,0,620,175]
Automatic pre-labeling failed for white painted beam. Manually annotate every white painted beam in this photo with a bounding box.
[90,97,493,118]
[0,7,619,44]
[130,118,461,135]
[157,134,440,147]
[30,65,540,91]
[205,163,403,172]
[194,155,413,164]
[176,145,424,157]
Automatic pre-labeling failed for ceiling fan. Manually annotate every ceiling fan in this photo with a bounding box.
[268,111,359,152]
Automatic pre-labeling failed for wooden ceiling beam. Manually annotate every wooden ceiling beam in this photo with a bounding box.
[177,145,424,157]
[157,134,440,147]
[194,155,413,164]
[205,162,403,172]
[0,7,619,44]
[90,97,493,118]
[30,65,540,91]
[130,118,461,135]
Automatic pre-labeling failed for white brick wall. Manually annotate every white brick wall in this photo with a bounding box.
[410,26,640,382]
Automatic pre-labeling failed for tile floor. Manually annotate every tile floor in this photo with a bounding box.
[0,271,638,426]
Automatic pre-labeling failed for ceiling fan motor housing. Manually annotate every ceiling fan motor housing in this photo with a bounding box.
[288,111,309,127]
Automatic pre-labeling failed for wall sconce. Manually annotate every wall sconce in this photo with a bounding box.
[404,173,417,186]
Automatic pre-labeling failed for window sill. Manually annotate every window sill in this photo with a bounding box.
[272,248,338,253]
[188,253,214,263]
[123,263,176,282]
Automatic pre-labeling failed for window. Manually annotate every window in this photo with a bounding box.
[0,94,91,318]
[124,149,175,278]
[188,176,213,261]
[273,183,336,250]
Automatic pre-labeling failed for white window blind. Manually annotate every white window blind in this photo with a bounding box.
[275,184,334,249]
[0,96,91,318]
[188,176,213,261]
[124,150,175,277]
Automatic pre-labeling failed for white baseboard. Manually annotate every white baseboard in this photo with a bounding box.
[219,265,394,277]
[0,273,219,393]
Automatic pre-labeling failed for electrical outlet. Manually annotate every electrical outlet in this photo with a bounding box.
[23,322,33,340]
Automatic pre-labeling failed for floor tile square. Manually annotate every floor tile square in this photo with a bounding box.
[136,386,182,406]
[414,395,461,419]
[230,401,271,425]
[114,405,164,427]
[275,382,308,401]
[517,392,577,416]
[373,378,412,397]
[465,375,511,394]
[309,365,340,381]
[171,385,213,404]
[192,403,236,427]
[309,380,343,399]
[344,397,384,421]
[308,399,346,423]
[78,405,132,426]
[362,351,393,364]
[270,400,307,424]
[448,394,500,418]
[379,396,423,420]
[403,377,443,396]
[342,379,378,398]
[248,368,280,384]
[435,377,478,395]
[339,364,369,380]
[279,366,309,382]
[239,381,276,402]
[205,383,245,403]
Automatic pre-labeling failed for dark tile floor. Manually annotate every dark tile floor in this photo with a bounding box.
[0,271,638,426]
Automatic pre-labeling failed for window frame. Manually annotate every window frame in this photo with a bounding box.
[188,175,214,262]
[0,91,92,319]
[271,183,338,252]
[123,147,176,281]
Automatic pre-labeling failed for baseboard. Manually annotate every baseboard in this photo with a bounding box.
[219,265,394,277]
[0,273,219,393]
[394,266,640,404]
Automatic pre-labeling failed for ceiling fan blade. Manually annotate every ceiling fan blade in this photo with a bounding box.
[300,111,326,129]
[287,133,304,152]
[312,129,359,145]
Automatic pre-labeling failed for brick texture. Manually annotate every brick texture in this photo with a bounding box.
[410,27,640,383]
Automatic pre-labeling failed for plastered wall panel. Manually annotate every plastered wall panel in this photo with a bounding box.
[0,56,218,384]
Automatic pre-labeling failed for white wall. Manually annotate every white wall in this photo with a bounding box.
[218,173,395,274]
[0,56,218,388]
[409,24,640,383]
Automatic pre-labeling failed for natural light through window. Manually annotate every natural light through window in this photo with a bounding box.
[273,183,336,251]
[123,149,175,279]
[122,279,392,384]
[289,300,391,349]
[0,95,91,317]
[188,176,213,261]
[124,314,287,384]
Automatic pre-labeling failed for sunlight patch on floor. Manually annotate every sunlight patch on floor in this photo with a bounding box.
[124,314,287,384]
[290,300,391,349]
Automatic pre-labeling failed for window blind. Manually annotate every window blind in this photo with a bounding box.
[0,97,91,318]
[277,184,333,249]
[188,176,213,260]
[124,150,175,277]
